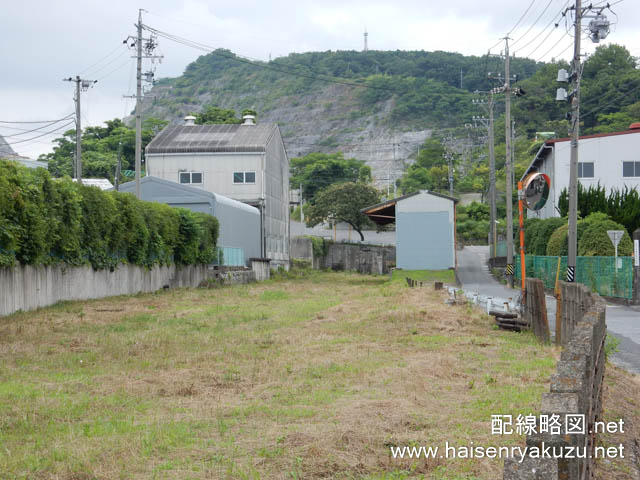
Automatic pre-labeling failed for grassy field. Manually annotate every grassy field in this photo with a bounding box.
[0,270,571,479]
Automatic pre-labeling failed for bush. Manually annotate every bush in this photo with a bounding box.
[523,218,542,254]
[545,212,611,256]
[0,161,219,269]
[529,217,566,255]
[578,218,633,256]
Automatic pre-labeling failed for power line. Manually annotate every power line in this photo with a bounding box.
[507,0,539,36]
[87,49,130,77]
[581,83,640,118]
[0,116,76,138]
[78,44,127,75]
[4,121,75,146]
[514,1,571,55]
[97,58,134,82]
[511,0,556,47]
[0,114,74,124]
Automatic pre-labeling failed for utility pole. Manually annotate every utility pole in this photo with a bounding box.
[364,28,368,52]
[393,143,398,198]
[472,92,497,259]
[567,0,582,283]
[63,76,96,184]
[555,1,611,281]
[447,152,454,197]
[125,9,162,199]
[115,140,122,191]
[300,183,304,223]
[504,36,514,288]
[135,9,143,199]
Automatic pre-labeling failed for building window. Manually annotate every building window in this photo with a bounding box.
[233,171,256,184]
[179,172,203,184]
[623,161,640,177]
[577,162,594,178]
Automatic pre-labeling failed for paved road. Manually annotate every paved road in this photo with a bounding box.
[457,245,640,374]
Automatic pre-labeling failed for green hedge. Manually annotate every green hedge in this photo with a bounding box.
[0,161,219,269]
[526,217,565,255]
[579,218,633,256]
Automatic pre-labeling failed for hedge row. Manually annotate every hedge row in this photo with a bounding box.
[0,161,219,269]
[524,213,632,257]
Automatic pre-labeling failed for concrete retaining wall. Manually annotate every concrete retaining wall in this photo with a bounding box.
[503,283,607,479]
[0,263,257,317]
[290,237,396,275]
[291,237,313,262]
[318,243,395,275]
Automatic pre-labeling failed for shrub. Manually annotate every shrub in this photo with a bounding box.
[529,217,566,255]
[523,218,542,254]
[545,212,611,256]
[0,162,219,269]
[578,218,633,256]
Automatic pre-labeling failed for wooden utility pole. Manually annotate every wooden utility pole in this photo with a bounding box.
[567,0,582,283]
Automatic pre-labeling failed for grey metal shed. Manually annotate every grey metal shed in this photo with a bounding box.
[363,190,458,270]
[115,176,261,265]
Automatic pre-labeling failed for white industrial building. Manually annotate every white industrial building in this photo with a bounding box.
[523,125,640,219]
[144,116,290,268]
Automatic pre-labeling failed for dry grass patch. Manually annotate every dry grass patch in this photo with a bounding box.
[1,271,559,479]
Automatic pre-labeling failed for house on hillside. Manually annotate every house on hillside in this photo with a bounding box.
[362,190,458,270]
[523,124,640,219]
[116,176,261,265]
[144,115,290,268]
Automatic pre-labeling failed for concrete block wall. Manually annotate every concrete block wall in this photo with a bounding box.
[0,263,215,317]
[503,285,607,480]
[0,263,264,317]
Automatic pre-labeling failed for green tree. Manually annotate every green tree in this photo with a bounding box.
[194,106,241,124]
[41,118,164,181]
[305,182,380,241]
[290,152,368,203]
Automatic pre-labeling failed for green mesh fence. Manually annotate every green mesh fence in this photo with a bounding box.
[495,241,507,257]
[515,255,633,299]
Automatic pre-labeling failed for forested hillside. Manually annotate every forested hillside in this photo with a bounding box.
[136,45,640,191]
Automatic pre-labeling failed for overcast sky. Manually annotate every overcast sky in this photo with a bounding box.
[2,0,638,158]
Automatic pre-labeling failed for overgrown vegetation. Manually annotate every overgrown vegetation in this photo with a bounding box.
[0,161,218,268]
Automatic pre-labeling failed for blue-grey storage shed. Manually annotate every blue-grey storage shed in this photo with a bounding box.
[115,176,261,265]
[363,190,457,270]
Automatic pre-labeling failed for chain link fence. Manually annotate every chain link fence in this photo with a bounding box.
[515,255,633,299]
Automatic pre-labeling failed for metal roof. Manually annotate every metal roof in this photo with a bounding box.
[145,123,279,154]
[72,178,114,190]
[521,127,640,181]
[542,127,640,144]
[114,176,260,216]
